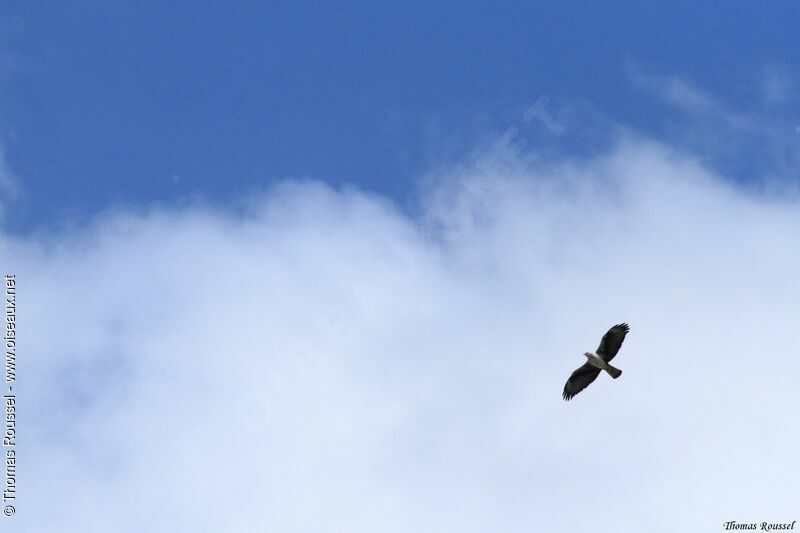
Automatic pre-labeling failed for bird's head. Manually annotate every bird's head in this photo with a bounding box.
[583,352,592,358]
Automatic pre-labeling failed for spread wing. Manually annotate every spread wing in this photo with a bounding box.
[562,362,601,401]
[596,323,629,362]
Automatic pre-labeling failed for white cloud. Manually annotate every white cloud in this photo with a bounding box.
[629,69,759,132]
[628,68,800,187]
[6,135,800,531]
[0,148,16,220]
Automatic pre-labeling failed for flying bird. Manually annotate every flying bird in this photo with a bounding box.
[562,323,629,401]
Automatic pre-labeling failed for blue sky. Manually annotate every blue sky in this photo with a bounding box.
[4,2,800,230]
[7,4,800,532]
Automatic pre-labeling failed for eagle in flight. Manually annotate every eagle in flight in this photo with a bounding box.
[562,323,629,401]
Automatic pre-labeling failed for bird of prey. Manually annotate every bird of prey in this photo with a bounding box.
[562,323,629,401]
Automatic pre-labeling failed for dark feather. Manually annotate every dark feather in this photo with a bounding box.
[596,323,629,362]
[562,362,602,401]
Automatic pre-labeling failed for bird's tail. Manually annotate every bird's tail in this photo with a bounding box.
[605,364,622,379]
